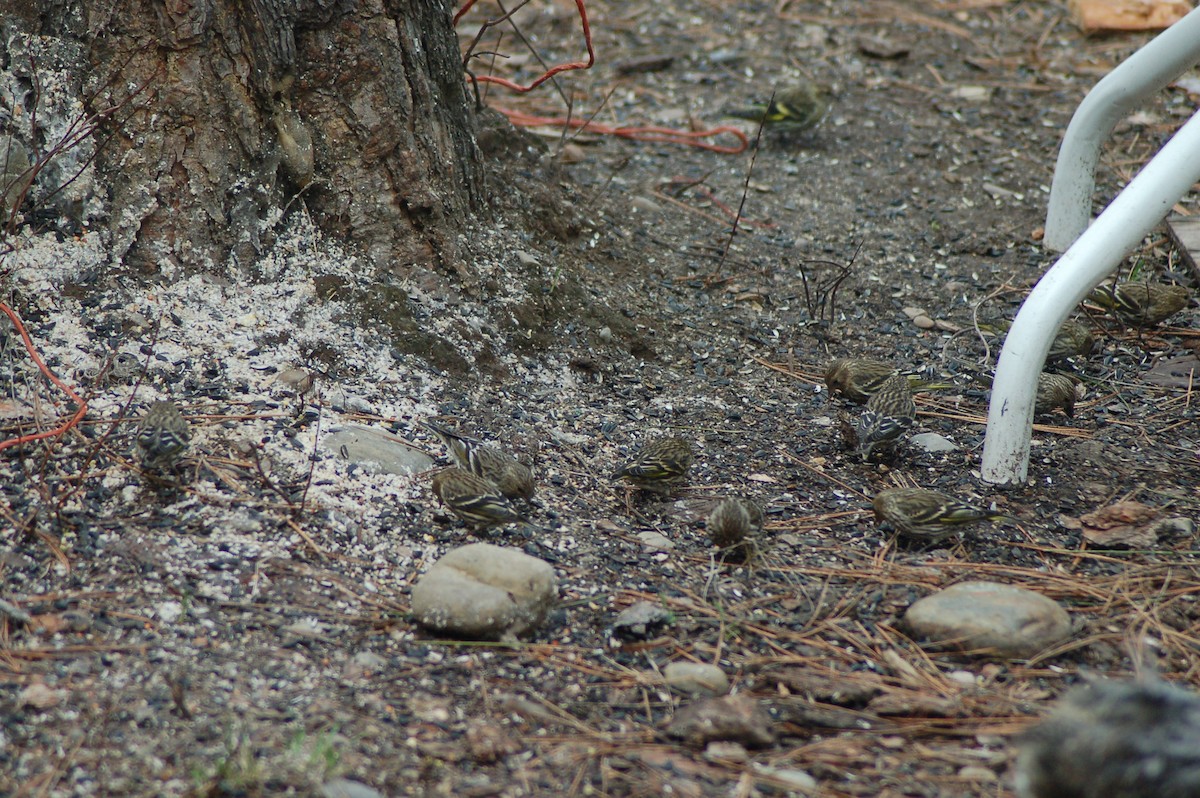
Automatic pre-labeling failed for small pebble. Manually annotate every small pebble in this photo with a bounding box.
[703,741,748,763]
[610,601,673,642]
[664,662,730,696]
[950,85,992,102]
[960,766,999,782]
[910,432,957,453]
[630,196,663,215]
[322,779,384,798]
[751,765,819,794]
[278,367,314,393]
[636,530,675,550]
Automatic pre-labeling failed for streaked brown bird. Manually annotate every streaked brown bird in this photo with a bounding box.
[872,487,1009,543]
[422,420,534,502]
[979,371,1078,418]
[825,357,952,405]
[1035,372,1078,418]
[856,373,915,459]
[726,82,830,132]
[430,467,522,532]
[978,318,1096,362]
[1048,319,1096,362]
[136,400,190,468]
[611,436,694,495]
[825,357,899,404]
[706,497,765,549]
[1015,678,1200,798]
[1089,281,1190,326]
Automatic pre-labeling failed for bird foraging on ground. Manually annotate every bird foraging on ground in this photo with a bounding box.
[421,420,534,502]
[1015,677,1200,798]
[706,497,765,549]
[825,358,900,404]
[825,357,952,405]
[431,467,523,532]
[725,82,829,132]
[611,436,694,495]
[1035,372,1078,418]
[872,486,1009,543]
[136,400,190,468]
[978,371,1079,418]
[856,373,915,459]
[1048,319,1096,361]
[1089,281,1190,326]
[979,318,1096,362]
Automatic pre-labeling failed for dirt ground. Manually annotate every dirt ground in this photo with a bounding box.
[4,1,1200,796]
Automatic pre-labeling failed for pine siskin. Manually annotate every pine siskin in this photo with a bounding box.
[872,486,1008,543]
[1048,319,1095,362]
[1015,678,1200,798]
[825,357,899,404]
[430,467,522,532]
[825,357,951,404]
[421,420,535,502]
[1088,282,1190,327]
[726,82,830,132]
[136,400,190,468]
[611,436,694,495]
[856,373,915,459]
[706,497,765,549]
[981,319,1096,362]
[1035,372,1078,418]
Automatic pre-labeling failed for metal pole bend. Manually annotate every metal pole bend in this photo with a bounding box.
[1043,7,1200,252]
[983,108,1200,486]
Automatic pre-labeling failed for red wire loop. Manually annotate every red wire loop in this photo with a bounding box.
[456,1,748,154]
[0,303,88,453]
[456,0,595,93]
[497,108,749,154]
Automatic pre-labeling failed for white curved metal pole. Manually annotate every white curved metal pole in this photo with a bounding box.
[983,108,1200,486]
[1043,7,1200,252]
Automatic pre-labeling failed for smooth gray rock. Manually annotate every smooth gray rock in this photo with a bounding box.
[903,580,1071,659]
[324,425,433,475]
[910,432,957,453]
[636,530,675,550]
[664,662,730,696]
[411,543,557,641]
[610,601,673,642]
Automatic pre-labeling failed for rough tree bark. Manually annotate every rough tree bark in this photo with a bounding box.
[2,0,483,275]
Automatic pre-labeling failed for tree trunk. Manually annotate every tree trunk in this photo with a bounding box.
[2,0,484,275]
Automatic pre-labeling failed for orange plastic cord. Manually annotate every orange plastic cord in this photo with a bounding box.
[456,0,595,93]
[498,108,749,154]
[457,1,748,154]
[0,303,88,453]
